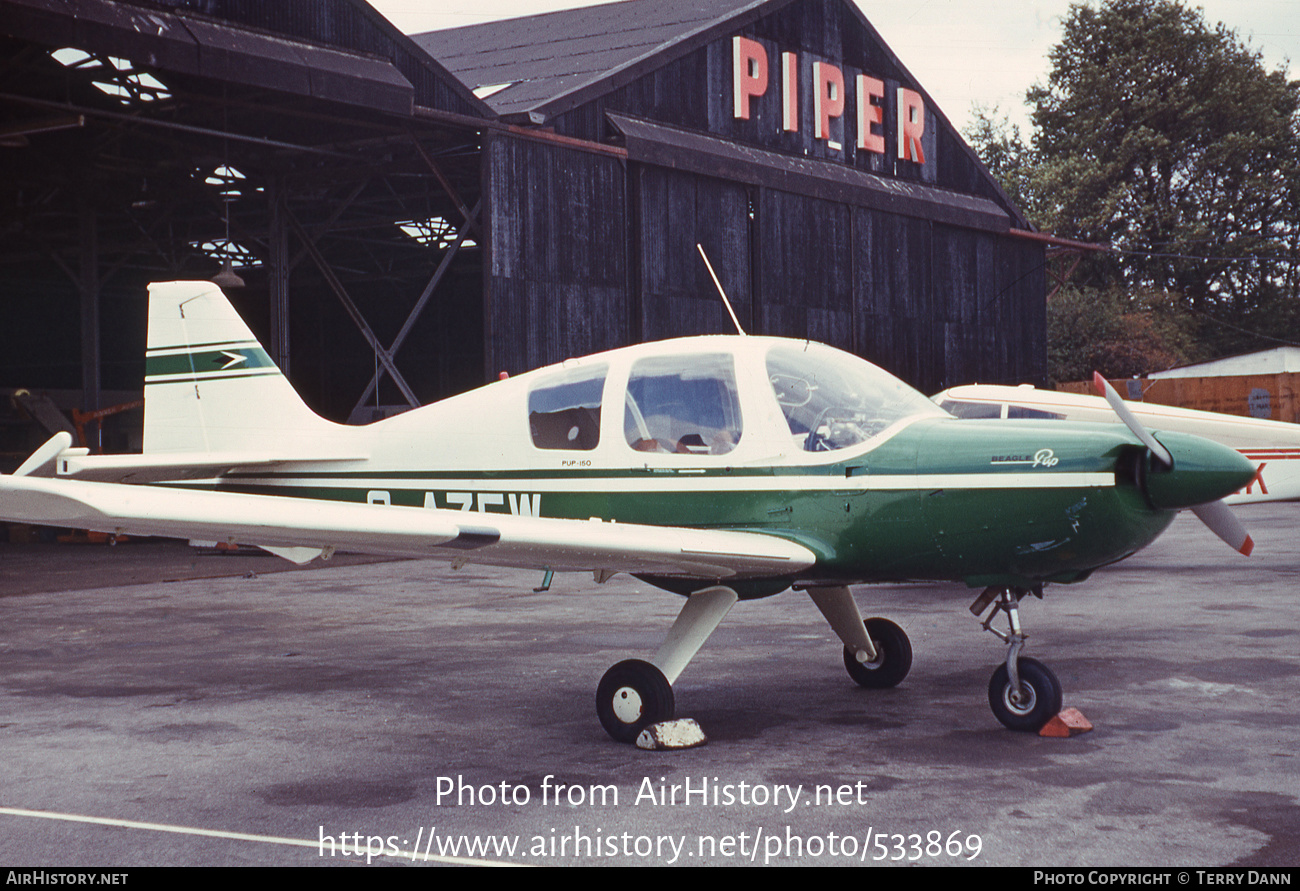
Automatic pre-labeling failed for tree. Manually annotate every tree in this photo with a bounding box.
[965,105,1038,214]
[1046,285,1199,384]
[1024,0,1300,356]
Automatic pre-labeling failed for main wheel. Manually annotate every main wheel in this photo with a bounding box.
[843,618,912,689]
[596,659,675,743]
[988,657,1062,732]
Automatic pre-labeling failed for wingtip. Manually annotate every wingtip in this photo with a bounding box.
[1091,371,1107,396]
[1240,535,1254,557]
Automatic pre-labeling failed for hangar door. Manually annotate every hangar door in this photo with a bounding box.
[636,166,753,341]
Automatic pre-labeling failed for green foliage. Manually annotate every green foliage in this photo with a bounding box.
[966,0,1300,365]
[1046,286,1200,384]
[964,106,1037,214]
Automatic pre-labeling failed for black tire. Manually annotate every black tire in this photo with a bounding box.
[988,657,1063,732]
[843,618,912,689]
[596,659,675,743]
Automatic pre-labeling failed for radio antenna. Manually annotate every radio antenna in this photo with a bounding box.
[697,243,746,335]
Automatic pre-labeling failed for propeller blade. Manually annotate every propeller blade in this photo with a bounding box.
[1092,373,1173,467]
[1190,499,1254,556]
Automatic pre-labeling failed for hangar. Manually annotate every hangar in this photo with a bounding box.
[0,0,1046,460]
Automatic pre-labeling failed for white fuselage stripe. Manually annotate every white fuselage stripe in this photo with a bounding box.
[211,472,1117,493]
[146,339,259,357]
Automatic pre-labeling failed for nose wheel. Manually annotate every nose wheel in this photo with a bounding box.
[988,657,1062,732]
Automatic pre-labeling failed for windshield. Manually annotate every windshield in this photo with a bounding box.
[767,343,948,451]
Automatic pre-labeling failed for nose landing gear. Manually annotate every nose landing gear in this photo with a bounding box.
[971,586,1062,732]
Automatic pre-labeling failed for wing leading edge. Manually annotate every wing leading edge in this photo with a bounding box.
[0,463,817,579]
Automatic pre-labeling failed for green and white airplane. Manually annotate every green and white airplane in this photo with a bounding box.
[0,282,1258,742]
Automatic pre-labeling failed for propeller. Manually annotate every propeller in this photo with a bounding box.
[1092,373,1172,467]
[1092,372,1253,556]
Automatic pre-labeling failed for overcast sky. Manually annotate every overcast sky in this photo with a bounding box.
[369,0,1300,136]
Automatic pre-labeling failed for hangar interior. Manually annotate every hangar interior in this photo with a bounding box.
[0,0,1047,468]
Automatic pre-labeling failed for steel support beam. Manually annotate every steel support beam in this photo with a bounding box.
[409,133,480,236]
[286,210,421,408]
[78,201,100,424]
[267,179,291,374]
[350,200,481,417]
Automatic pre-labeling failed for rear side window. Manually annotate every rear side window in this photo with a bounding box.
[623,353,742,455]
[528,364,607,450]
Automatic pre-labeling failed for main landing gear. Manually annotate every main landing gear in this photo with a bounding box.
[970,586,1062,731]
[595,583,916,743]
[596,585,738,742]
[596,659,675,743]
[806,586,912,689]
[596,583,914,743]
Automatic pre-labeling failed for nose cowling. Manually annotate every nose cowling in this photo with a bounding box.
[1140,431,1258,510]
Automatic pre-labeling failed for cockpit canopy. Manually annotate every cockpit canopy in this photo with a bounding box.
[524,338,948,461]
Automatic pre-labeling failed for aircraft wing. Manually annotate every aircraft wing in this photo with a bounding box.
[0,472,817,579]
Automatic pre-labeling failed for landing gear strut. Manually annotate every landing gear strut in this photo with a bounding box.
[971,586,1062,732]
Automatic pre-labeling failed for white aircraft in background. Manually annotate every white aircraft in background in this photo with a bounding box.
[933,383,1296,504]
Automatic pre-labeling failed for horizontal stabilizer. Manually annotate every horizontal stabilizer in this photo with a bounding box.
[13,432,74,478]
[56,449,368,483]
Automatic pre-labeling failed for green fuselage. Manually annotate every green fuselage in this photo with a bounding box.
[213,417,1255,598]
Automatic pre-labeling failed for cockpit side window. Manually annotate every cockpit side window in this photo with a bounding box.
[528,364,607,450]
[623,354,742,455]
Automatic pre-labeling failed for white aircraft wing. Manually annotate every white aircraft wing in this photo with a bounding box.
[0,472,817,579]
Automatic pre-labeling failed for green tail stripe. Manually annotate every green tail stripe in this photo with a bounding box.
[145,347,277,378]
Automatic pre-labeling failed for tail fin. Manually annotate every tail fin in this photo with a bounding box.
[144,281,339,453]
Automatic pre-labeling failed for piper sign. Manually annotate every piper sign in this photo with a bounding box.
[732,35,926,164]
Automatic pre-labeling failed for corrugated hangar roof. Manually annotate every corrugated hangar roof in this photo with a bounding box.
[412,0,775,117]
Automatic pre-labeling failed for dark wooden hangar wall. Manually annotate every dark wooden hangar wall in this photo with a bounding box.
[483,135,631,374]
[541,0,1021,217]
[483,0,1046,393]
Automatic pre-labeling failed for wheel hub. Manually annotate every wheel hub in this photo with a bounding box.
[611,686,644,723]
[855,642,884,670]
[1005,682,1036,714]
